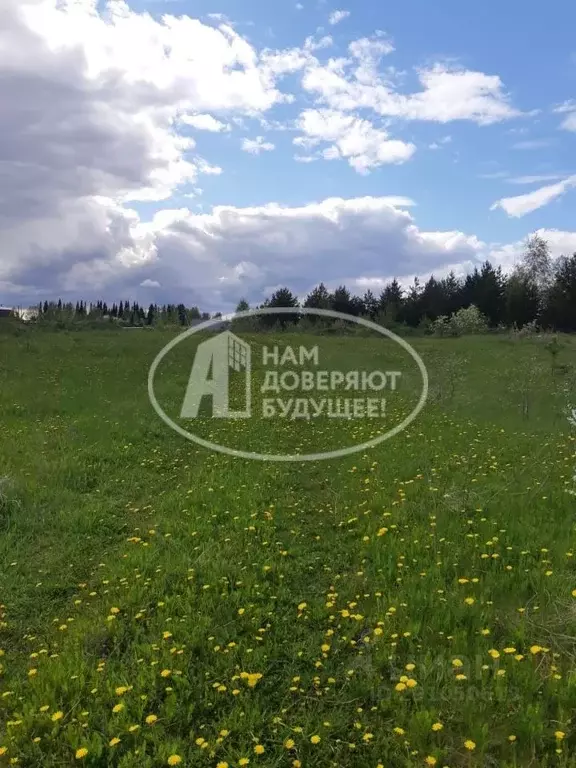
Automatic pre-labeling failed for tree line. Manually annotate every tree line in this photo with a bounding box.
[244,235,576,332]
[8,235,576,333]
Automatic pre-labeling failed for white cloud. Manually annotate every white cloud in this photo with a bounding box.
[508,174,567,185]
[180,114,230,132]
[301,54,521,124]
[295,108,415,172]
[429,135,452,149]
[241,136,275,154]
[553,99,576,129]
[328,9,350,25]
[560,113,576,131]
[490,176,576,217]
[0,0,542,309]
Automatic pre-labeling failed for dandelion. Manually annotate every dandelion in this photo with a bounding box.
[464,740,476,751]
[115,686,129,696]
[254,744,265,754]
[217,763,229,768]
[432,722,443,731]
[145,714,158,725]
[395,682,406,692]
[508,735,516,742]
[109,737,121,746]
[239,759,250,766]
[554,731,565,741]
[112,703,124,713]
[284,739,295,749]
[393,727,405,736]
[75,748,88,759]
[310,734,321,744]
[425,758,438,766]
[488,649,500,659]
[530,645,542,655]
[51,711,64,722]
[167,756,182,766]
[160,669,172,678]
[452,658,463,667]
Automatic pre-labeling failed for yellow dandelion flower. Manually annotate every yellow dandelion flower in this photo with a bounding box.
[112,703,124,714]
[425,757,437,766]
[239,759,250,766]
[455,673,467,681]
[431,722,443,731]
[395,682,406,692]
[217,763,229,768]
[51,711,64,722]
[452,658,463,667]
[145,714,158,725]
[115,686,129,696]
[508,735,516,742]
[393,727,405,735]
[310,734,321,744]
[75,748,88,759]
[284,738,295,749]
[464,740,476,750]
[109,737,121,746]
[167,756,182,766]
[555,731,565,741]
[254,744,265,754]
[530,645,542,655]
[488,649,500,659]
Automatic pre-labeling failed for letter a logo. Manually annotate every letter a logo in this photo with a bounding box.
[180,331,251,418]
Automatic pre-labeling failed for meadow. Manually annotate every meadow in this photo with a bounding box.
[1,326,576,767]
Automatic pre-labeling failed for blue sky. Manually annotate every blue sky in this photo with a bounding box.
[136,0,576,242]
[2,0,576,309]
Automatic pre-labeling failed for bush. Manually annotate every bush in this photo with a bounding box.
[431,305,489,337]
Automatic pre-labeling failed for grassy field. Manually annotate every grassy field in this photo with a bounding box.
[1,327,576,767]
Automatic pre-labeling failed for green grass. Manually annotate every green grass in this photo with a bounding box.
[1,328,576,767]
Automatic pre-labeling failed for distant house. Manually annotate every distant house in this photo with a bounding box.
[0,307,13,318]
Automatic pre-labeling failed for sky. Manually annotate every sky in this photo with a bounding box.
[1,0,575,311]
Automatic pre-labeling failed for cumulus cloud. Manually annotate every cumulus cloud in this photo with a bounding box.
[3,194,490,310]
[490,176,576,217]
[294,108,415,172]
[0,0,539,309]
[328,9,350,25]
[179,114,230,132]
[301,52,521,124]
[241,136,276,154]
